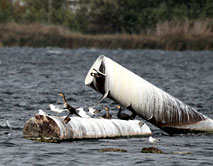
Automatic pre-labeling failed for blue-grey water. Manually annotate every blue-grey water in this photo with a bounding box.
[0,47,213,166]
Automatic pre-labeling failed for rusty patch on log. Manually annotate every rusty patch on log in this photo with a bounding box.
[23,115,60,141]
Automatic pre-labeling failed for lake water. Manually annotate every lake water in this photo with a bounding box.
[0,47,213,165]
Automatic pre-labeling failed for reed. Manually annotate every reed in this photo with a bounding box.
[0,20,213,50]
[0,41,3,47]
[155,19,213,50]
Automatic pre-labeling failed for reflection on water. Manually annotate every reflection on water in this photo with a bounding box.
[0,47,213,165]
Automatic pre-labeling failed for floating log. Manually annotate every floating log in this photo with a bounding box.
[23,114,151,142]
[85,55,213,135]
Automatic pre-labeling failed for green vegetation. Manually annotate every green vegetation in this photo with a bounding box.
[1,0,213,50]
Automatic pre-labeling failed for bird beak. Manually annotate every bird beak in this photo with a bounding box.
[116,105,120,109]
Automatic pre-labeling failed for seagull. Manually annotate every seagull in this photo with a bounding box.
[102,106,112,119]
[88,107,101,117]
[5,120,12,131]
[38,109,48,116]
[76,107,91,118]
[49,104,68,116]
[4,119,13,136]
[149,136,159,146]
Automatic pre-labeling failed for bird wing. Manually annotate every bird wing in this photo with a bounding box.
[38,109,48,116]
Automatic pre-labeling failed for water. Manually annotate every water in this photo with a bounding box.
[0,47,213,165]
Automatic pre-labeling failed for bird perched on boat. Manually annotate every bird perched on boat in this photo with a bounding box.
[149,136,159,146]
[90,68,108,109]
[90,68,106,78]
[49,104,68,116]
[116,105,136,120]
[102,106,112,119]
[58,93,81,123]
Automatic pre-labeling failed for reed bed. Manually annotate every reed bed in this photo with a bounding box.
[0,20,213,50]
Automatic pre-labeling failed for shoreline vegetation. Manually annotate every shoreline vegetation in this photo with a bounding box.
[1,0,213,50]
[1,20,213,50]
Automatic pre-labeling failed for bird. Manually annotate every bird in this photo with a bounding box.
[102,106,112,119]
[4,119,13,137]
[58,93,72,110]
[49,104,68,116]
[90,68,109,109]
[88,107,101,117]
[116,105,136,120]
[138,121,144,127]
[149,136,159,146]
[5,120,12,131]
[76,107,91,118]
[90,68,106,78]
[58,93,81,123]
[38,109,48,116]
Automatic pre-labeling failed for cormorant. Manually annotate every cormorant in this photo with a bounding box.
[90,68,106,78]
[102,106,112,119]
[116,105,136,120]
[58,93,81,123]
[90,68,109,109]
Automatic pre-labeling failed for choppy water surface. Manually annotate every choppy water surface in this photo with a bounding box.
[0,47,212,165]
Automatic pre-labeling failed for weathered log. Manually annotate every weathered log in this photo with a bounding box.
[23,114,151,142]
[85,55,213,135]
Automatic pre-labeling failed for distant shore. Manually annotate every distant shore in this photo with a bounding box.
[0,22,213,50]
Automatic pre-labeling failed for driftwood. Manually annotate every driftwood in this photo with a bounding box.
[85,55,213,135]
[23,114,151,142]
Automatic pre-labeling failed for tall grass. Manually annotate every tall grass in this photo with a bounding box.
[155,19,213,50]
[0,20,213,50]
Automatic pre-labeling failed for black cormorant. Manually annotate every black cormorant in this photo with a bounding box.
[58,93,81,123]
[116,105,136,120]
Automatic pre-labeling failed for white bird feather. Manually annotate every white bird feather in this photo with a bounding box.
[76,107,91,118]
[49,104,68,115]
[149,136,159,145]
[88,107,101,116]
[38,109,48,116]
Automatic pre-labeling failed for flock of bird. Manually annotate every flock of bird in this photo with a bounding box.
[43,92,137,124]
[38,92,159,146]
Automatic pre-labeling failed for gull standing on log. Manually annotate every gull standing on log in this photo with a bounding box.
[76,107,91,118]
[38,109,48,116]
